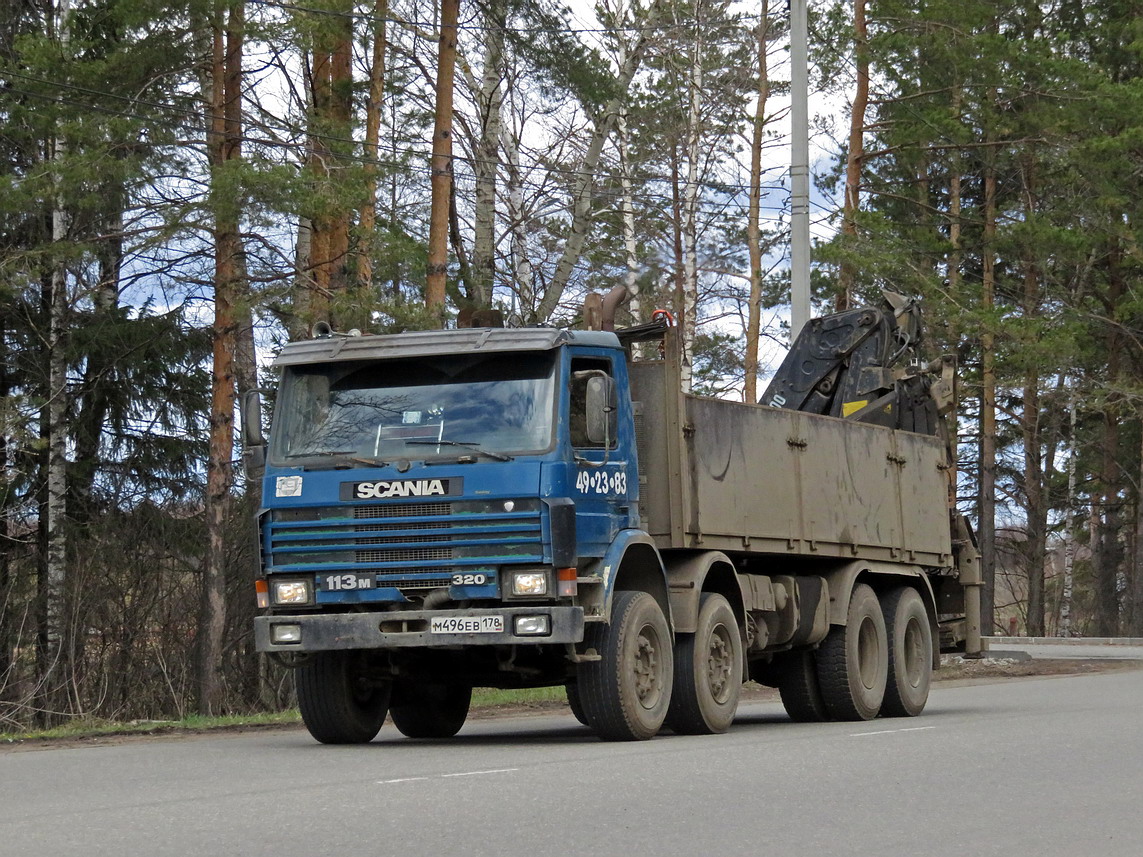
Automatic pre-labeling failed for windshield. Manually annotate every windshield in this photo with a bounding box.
[269,352,557,462]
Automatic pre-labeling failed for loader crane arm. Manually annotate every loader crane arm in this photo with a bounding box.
[760,291,953,437]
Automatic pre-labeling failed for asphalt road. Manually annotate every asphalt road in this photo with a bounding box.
[3,668,1142,857]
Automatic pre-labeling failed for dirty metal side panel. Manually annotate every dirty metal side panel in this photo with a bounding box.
[629,360,683,543]
[681,397,801,551]
[795,411,902,553]
[677,396,951,564]
[893,429,954,563]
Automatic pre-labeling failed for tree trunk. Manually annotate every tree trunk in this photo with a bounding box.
[200,0,244,715]
[1021,160,1046,636]
[501,120,534,317]
[307,40,332,326]
[41,0,74,725]
[744,5,770,403]
[357,0,388,299]
[1059,387,1077,637]
[670,147,684,351]
[426,0,460,323]
[471,0,505,309]
[0,305,10,700]
[617,101,639,326]
[1132,428,1143,636]
[978,158,997,635]
[679,21,702,393]
[836,0,867,310]
[1093,242,1126,636]
[327,0,355,329]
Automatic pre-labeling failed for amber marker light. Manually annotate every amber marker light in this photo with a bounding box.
[255,579,269,609]
[557,567,577,597]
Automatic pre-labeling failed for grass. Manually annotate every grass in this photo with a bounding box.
[0,687,571,744]
[0,710,304,744]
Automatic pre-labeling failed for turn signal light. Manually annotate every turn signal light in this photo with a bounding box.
[557,567,577,597]
[255,579,269,609]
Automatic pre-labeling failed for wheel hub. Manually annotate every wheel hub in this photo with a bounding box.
[634,629,663,708]
[706,627,733,702]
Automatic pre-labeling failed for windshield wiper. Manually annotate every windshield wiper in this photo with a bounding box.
[407,439,513,462]
[287,451,389,467]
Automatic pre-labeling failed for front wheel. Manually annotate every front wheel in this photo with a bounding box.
[881,587,933,717]
[295,651,390,744]
[578,590,674,741]
[389,680,472,738]
[565,682,589,726]
[665,593,742,734]
[815,583,887,721]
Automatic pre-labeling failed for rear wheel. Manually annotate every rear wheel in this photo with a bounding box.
[389,680,472,738]
[578,590,673,741]
[881,587,933,717]
[816,583,887,721]
[777,651,830,722]
[295,651,390,744]
[665,593,742,734]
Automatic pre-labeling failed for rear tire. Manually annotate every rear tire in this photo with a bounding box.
[816,583,887,721]
[881,586,933,717]
[389,680,472,738]
[777,651,830,723]
[295,651,390,744]
[665,593,742,734]
[578,590,673,741]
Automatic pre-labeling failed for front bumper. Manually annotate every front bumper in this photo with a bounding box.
[255,606,585,652]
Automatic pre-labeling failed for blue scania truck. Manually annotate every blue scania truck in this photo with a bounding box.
[248,291,981,743]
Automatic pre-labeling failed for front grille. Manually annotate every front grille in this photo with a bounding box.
[267,498,544,590]
[356,546,454,563]
[355,502,452,519]
[356,533,451,546]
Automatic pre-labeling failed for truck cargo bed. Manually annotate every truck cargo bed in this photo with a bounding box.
[630,358,953,567]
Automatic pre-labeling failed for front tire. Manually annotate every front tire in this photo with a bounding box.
[665,593,742,734]
[389,680,472,738]
[295,651,390,744]
[816,583,887,721]
[881,586,933,717]
[565,682,589,726]
[578,590,674,741]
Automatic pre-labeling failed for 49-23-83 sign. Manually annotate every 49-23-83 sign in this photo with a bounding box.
[340,477,463,501]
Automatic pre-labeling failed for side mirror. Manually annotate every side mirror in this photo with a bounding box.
[571,370,616,447]
[242,389,267,448]
[242,389,268,479]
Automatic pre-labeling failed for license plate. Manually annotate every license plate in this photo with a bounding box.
[430,615,504,634]
[318,573,375,592]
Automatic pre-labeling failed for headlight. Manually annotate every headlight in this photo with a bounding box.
[272,578,313,605]
[511,570,549,597]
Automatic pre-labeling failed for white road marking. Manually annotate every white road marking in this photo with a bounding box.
[378,768,517,785]
[849,726,935,737]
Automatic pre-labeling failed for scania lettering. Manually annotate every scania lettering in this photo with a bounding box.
[246,289,982,744]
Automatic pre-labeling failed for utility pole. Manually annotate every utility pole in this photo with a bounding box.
[789,0,811,338]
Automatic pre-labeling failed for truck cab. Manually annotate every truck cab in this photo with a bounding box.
[252,327,658,741]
